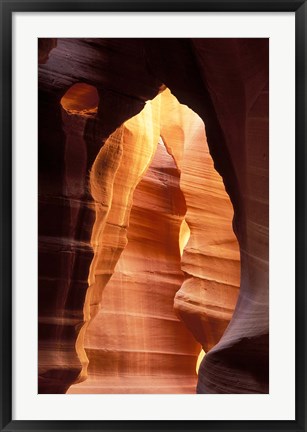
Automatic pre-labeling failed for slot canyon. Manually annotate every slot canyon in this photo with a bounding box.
[38,38,269,394]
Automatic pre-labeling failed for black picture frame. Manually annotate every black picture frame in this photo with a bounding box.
[1,1,306,431]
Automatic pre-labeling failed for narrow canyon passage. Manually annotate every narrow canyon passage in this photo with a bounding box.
[38,38,268,394]
[67,89,240,394]
[68,139,200,393]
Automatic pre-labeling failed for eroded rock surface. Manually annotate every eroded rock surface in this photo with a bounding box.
[38,38,268,394]
[67,89,239,394]
[68,138,200,394]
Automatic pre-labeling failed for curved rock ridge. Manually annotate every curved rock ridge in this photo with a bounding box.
[190,41,269,394]
[38,88,97,393]
[68,89,239,394]
[38,38,268,394]
[73,93,162,385]
[68,138,200,394]
[38,38,163,394]
[159,90,240,354]
[144,40,269,393]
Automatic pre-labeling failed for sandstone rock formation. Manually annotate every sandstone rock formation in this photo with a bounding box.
[38,82,97,393]
[67,89,239,394]
[38,38,268,394]
[68,137,199,394]
[159,90,240,355]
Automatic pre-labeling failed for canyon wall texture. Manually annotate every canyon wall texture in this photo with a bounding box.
[38,38,268,394]
[67,90,239,394]
[68,136,200,394]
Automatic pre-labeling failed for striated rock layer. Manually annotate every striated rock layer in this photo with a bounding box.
[38,86,97,393]
[190,40,269,393]
[68,89,239,394]
[159,90,240,354]
[38,38,268,394]
[69,138,200,394]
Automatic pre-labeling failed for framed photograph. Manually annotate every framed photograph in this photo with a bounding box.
[1,1,306,431]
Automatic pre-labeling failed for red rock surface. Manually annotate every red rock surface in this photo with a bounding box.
[190,40,269,393]
[38,38,268,394]
[159,90,240,355]
[38,89,97,393]
[68,138,200,394]
[66,90,240,394]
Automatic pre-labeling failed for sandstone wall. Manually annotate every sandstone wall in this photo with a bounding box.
[38,38,268,394]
